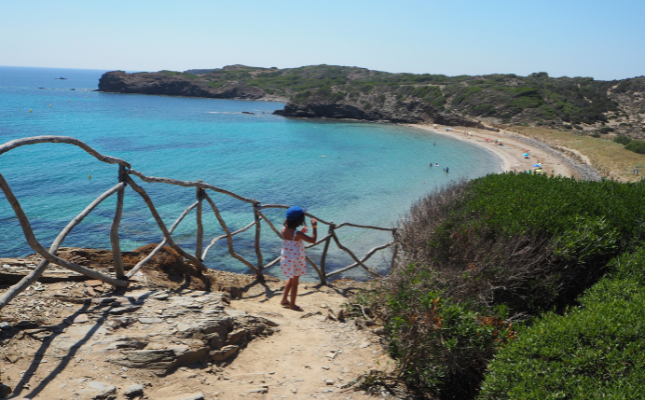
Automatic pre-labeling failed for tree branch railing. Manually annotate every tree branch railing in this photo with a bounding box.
[0,136,397,309]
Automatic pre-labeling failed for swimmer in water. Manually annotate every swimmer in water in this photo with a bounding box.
[435,163,439,167]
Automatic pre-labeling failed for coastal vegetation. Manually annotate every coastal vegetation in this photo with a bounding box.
[99,65,645,140]
[358,173,645,399]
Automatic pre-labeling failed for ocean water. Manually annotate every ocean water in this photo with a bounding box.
[0,66,501,281]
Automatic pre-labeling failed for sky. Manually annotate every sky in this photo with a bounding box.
[1,0,643,81]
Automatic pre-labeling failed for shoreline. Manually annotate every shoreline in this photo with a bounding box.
[409,124,583,178]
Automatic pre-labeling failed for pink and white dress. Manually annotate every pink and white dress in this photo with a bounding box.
[281,231,307,279]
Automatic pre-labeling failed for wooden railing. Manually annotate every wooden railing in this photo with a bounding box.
[0,136,397,309]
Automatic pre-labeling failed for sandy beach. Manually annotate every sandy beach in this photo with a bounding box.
[410,124,577,178]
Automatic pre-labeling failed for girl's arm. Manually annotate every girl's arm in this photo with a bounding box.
[296,218,318,244]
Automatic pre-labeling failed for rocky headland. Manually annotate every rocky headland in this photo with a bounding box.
[98,65,645,140]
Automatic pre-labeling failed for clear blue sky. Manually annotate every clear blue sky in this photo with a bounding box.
[1,0,643,80]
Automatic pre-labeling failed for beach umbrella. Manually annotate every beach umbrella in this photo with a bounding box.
[523,153,530,157]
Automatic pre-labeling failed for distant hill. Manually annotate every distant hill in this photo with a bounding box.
[98,65,645,138]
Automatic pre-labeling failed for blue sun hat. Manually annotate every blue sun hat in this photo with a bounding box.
[286,206,306,220]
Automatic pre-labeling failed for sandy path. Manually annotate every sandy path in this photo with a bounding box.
[409,124,575,178]
[219,282,395,399]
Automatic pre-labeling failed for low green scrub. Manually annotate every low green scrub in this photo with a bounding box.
[613,135,632,145]
[479,247,645,399]
[625,140,645,154]
[360,174,645,399]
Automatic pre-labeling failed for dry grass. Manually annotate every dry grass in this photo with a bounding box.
[505,126,645,181]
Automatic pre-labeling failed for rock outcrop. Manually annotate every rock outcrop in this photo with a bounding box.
[98,71,267,100]
[274,98,484,127]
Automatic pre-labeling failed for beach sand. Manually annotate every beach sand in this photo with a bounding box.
[410,124,576,178]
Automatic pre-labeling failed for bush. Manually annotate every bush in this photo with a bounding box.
[625,140,645,154]
[613,135,632,145]
[599,127,615,134]
[377,265,516,399]
[361,175,645,399]
[479,247,645,399]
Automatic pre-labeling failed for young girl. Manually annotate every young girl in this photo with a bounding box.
[279,206,317,311]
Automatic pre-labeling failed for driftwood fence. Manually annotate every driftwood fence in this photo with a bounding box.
[0,136,397,310]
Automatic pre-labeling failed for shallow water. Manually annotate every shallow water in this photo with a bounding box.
[0,66,501,280]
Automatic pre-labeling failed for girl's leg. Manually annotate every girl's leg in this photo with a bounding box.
[290,276,301,310]
[280,278,293,305]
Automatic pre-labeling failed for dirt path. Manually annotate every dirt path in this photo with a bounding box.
[217,281,396,399]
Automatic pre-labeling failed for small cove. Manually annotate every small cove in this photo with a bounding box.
[0,66,502,280]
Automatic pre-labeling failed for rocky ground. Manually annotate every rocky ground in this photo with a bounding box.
[0,250,406,400]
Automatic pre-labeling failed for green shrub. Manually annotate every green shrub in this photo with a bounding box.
[361,175,645,398]
[625,140,645,154]
[379,264,516,398]
[472,104,497,116]
[479,247,645,399]
[599,127,615,134]
[613,135,632,145]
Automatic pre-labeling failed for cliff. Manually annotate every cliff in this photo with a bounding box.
[98,70,274,100]
[97,65,645,137]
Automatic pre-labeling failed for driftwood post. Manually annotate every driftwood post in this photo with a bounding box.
[110,165,127,280]
[0,173,129,288]
[195,181,205,261]
[0,182,126,311]
[253,202,263,273]
[390,230,399,270]
[318,223,334,285]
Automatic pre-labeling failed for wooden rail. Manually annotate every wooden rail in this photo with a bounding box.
[0,136,397,309]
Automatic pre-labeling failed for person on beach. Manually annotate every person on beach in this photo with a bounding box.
[280,206,317,312]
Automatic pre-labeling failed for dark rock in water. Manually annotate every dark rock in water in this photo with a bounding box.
[70,88,75,91]
[241,111,254,115]
[38,87,45,89]
[55,77,67,80]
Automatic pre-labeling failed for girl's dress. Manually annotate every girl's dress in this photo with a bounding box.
[281,230,307,278]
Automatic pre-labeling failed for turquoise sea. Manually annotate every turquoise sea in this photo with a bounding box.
[0,66,501,280]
